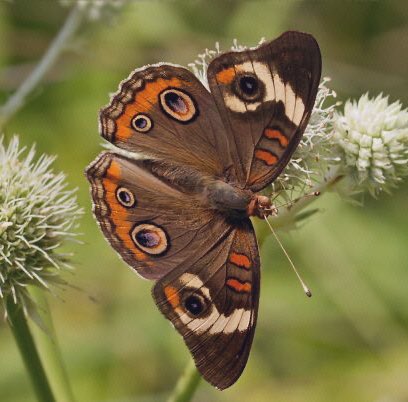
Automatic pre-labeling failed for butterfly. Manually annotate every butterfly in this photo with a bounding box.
[86,31,321,389]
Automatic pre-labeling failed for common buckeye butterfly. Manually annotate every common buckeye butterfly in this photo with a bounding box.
[86,31,321,389]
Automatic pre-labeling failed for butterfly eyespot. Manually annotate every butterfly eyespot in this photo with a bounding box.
[240,76,258,95]
[116,187,136,208]
[233,73,264,102]
[183,294,204,316]
[159,88,198,123]
[131,223,169,255]
[131,114,152,133]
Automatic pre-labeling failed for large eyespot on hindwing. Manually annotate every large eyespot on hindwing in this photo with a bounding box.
[131,113,153,133]
[159,88,198,123]
[130,223,169,256]
[232,73,265,103]
[115,186,137,208]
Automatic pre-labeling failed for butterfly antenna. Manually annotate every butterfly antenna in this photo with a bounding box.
[276,191,321,210]
[263,216,312,298]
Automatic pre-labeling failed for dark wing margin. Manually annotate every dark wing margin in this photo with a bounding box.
[207,31,322,191]
[153,220,260,389]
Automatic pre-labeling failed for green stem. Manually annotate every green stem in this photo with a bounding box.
[167,359,201,402]
[6,297,56,402]
[0,3,89,129]
[29,287,76,402]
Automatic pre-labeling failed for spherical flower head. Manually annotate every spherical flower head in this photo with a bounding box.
[333,93,408,196]
[274,78,338,194]
[0,136,82,314]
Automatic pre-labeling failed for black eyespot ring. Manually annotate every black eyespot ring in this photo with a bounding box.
[131,114,153,133]
[183,294,204,316]
[116,187,136,208]
[233,73,264,102]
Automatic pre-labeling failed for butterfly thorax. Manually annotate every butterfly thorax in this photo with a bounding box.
[141,159,273,219]
[205,179,273,220]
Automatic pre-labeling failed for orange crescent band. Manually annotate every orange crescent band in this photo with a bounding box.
[226,278,252,293]
[229,252,251,269]
[255,149,278,166]
[103,161,147,261]
[264,128,289,147]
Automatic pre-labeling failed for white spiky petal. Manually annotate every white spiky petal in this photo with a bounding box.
[0,136,82,313]
[333,93,408,196]
[274,78,339,196]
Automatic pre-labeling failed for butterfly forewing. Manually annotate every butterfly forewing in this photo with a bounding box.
[99,64,234,177]
[207,31,321,191]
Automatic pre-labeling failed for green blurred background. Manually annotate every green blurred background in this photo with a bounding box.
[1,1,407,401]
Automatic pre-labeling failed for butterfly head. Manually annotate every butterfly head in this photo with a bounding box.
[246,194,277,219]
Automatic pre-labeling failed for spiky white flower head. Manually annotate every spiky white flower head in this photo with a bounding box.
[0,136,82,314]
[188,38,266,90]
[333,93,408,196]
[274,78,338,196]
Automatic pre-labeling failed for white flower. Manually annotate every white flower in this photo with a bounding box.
[0,136,82,313]
[333,93,408,196]
[274,78,338,195]
[188,38,266,89]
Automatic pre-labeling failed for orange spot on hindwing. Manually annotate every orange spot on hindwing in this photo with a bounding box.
[264,128,289,147]
[216,67,236,85]
[229,253,251,269]
[226,278,252,293]
[255,149,278,166]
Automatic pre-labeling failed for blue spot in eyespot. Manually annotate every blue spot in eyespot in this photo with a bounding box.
[136,230,160,248]
[118,190,131,204]
[164,92,188,114]
[135,118,147,129]
[184,295,203,316]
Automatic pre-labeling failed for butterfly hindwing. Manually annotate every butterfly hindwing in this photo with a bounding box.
[86,152,230,280]
[153,220,260,389]
[207,31,321,191]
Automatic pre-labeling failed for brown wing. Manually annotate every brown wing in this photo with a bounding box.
[99,64,234,177]
[207,31,321,191]
[86,152,230,280]
[153,220,260,389]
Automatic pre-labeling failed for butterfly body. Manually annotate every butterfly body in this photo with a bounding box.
[87,31,321,389]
